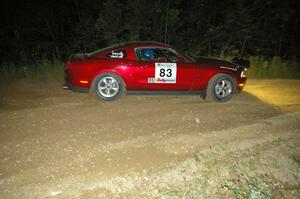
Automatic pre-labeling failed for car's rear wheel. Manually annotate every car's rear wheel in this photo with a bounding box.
[206,73,235,102]
[93,73,125,101]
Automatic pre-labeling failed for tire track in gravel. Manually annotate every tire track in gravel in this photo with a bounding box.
[3,111,297,199]
[0,79,299,198]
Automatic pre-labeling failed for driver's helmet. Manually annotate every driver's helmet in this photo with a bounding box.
[142,49,154,60]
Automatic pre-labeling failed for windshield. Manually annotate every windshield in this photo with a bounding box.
[173,49,195,63]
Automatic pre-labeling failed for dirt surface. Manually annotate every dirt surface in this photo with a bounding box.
[0,79,299,198]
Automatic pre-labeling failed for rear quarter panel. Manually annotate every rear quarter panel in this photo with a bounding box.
[68,58,124,88]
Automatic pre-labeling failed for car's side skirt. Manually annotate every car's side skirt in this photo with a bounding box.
[65,84,206,97]
[126,90,204,96]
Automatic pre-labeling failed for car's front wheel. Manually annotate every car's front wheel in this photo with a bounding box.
[206,73,235,102]
[93,73,125,101]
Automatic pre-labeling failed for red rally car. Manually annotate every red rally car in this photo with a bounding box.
[64,41,250,102]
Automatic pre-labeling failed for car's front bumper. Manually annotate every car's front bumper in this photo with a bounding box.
[236,77,247,93]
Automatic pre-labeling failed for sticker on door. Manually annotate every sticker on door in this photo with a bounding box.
[152,63,177,83]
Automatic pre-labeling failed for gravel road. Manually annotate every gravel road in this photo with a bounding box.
[0,79,299,198]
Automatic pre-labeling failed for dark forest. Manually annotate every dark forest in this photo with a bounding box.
[1,0,299,64]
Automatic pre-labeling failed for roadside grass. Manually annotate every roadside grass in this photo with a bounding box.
[139,141,300,199]
[0,60,65,84]
[152,163,299,199]
[221,174,282,199]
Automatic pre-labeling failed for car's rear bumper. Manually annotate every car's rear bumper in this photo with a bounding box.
[63,82,89,93]
[64,69,89,93]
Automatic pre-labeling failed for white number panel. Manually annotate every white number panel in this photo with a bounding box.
[154,63,177,83]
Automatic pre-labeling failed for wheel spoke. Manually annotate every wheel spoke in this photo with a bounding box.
[100,88,107,94]
[111,87,118,91]
[99,85,106,89]
[109,88,115,94]
[111,79,116,84]
[111,83,117,88]
[224,85,229,90]
[221,80,225,88]
[215,85,221,94]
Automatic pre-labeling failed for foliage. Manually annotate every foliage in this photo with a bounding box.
[0,0,299,80]
[1,0,299,63]
[220,172,300,199]
[0,60,65,83]
[221,175,273,199]
[220,55,300,79]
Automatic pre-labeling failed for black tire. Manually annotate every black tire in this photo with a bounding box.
[205,73,235,102]
[92,73,125,101]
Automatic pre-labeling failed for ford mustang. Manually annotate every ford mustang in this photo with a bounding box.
[64,41,249,102]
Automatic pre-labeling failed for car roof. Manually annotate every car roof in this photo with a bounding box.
[88,41,171,57]
[111,41,171,49]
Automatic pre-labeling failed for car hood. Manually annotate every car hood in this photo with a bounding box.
[194,57,234,66]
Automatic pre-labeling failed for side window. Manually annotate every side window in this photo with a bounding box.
[136,48,168,62]
[106,50,127,59]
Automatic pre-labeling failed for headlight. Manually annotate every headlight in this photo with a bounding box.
[240,69,247,78]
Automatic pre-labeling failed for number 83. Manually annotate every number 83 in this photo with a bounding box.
[159,68,172,77]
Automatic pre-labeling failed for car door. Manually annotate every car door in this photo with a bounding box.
[156,48,196,91]
[124,47,163,90]
[126,47,196,91]
[125,59,156,90]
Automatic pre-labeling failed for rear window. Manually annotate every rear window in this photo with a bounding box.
[106,50,127,59]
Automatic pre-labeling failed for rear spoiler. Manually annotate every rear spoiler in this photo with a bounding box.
[232,57,250,69]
